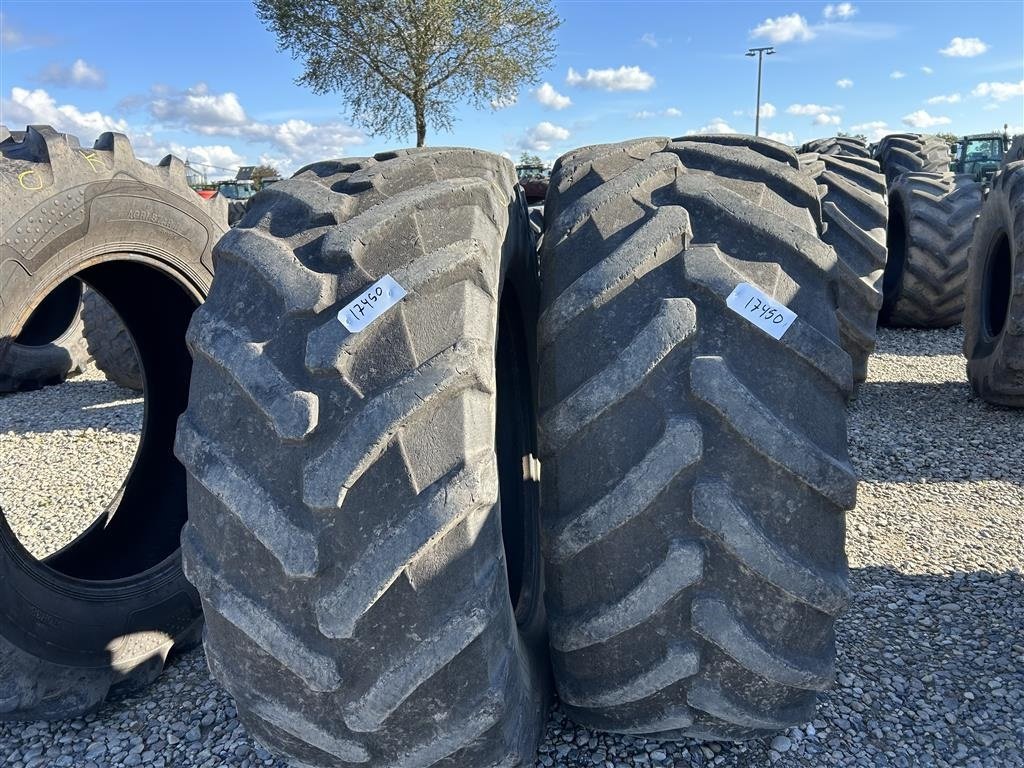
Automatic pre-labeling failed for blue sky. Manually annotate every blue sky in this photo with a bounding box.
[2,1,1022,179]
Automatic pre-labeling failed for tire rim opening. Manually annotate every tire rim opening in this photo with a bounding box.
[981,232,1011,340]
[881,196,907,320]
[1,259,198,582]
[495,285,541,624]
[14,277,82,347]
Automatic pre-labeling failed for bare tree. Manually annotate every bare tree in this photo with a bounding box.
[256,0,560,146]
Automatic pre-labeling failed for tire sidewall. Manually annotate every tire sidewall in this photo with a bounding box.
[965,185,1017,368]
[1,177,219,670]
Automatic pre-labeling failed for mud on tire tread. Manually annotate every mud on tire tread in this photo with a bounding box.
[874,133,951,187]
[81,288,143,391]
[537,135,856,740]
[963,160,1024,405]
[176,148,549,767]
[799,153,887,382]
[881,172,983,327]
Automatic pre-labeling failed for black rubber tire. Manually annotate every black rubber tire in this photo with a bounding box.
[881,172,983,327]
[176,148,550,767]
[537,135,856,741]
[0,276,90,392]
[874,133,951,187]
[799,153,888,383]
[963,160,1024,406]
[81,288,144,391]
[798,137,872,159]
[227,199,247,226]
[0,125,227,721]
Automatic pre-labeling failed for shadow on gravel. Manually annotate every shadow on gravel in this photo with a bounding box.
[0,569,1020,767]
[0,379,142,435]
[872,327,965,358]
[849,380,1024,485]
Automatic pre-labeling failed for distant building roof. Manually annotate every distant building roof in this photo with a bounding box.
[236,165,256,181]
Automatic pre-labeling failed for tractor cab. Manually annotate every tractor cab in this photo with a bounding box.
[215,179,258,201]
[516,163,550,204]
[952,132,1010,185]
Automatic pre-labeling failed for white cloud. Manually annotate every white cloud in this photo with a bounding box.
[0,14,53,50]
[901,110,952,129]
[490,94,517,109]
[983,103,1000,111]
[687,118,737,135]
[921,66,934,75]
[732,109,745,117]
[890,70,906,79]
[2,87,128,137]
[37,58,106,89]
[566,66,655,91]
[926,93,961,104]
[633,107,683,120]
[517,121,570,152]
[134,83,364,165]
[759,102,777,118]
[940,37,989,58]
[149,83,248,130]
[640,33,658,48]
[836,78,854,88]
[814,113,842,126]
[763,130,796,144]
[971,80,1024,101]
[787,103,839,116]
[850,121,890,141]
[148,82,249,131]
[170,143,247,179]
[750,13,815,43]
[535,82,571,110]
[823,3,856,20]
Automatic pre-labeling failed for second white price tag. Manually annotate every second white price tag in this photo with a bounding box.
[725,283,797,340]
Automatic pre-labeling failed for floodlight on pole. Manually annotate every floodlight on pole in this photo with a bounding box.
[746,46,775,137]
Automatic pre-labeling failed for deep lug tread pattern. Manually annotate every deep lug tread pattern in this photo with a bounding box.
[799,152,888,382]
[175,148,548,767]
[874,133,951,187]
[80,288,143,391]
[963,160,1024,405]
[882,172,984,327]
[798,136,872,159]
[539,135,854,739]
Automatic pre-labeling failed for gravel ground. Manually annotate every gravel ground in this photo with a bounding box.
[1,327,1022,768]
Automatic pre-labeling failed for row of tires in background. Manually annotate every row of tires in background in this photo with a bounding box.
[0,124,1021,768]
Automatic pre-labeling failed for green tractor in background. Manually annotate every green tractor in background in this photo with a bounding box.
[949,127,1012,188]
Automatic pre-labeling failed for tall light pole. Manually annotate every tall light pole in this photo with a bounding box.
[746,46,775,137]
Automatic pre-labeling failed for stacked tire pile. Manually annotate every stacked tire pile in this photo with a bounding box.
[2,123,1019,767]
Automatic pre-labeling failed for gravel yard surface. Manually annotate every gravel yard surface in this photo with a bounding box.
[1,327,1022,768]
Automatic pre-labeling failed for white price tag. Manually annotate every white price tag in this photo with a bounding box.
[726,283,797,340]
[338,275,407,333]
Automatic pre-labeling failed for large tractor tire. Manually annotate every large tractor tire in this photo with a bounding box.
[0,125,227,720]
[537,136,856,740]
[963,160,1024,406]
[81,288,143,391]
[881,172,983,327]
[798,136,872,159]
[176,149,550,767]
[0,275,90,392]
[874,133,951,187]
[800,153,888,382]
